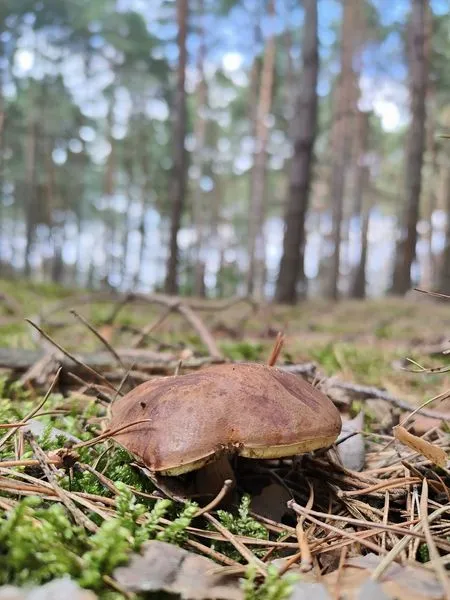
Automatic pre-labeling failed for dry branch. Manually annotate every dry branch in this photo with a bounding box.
[38,291,257,321]
[323,378,450,421]
[35,291,225,359]
[0,292,22,315]
[0,348,222,372]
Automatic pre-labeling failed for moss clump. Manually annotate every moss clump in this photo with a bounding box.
[0,483,197,597]
[211,495,269,561]
[243,564,298,600]
[220,341,264,361]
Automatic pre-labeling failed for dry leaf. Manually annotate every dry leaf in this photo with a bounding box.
[114,540,243,599]
[23,419,81,444]
[343,554,446,600]
[365,399,395,429]
[356,579,390,600]
[0,587,24,600]
[335,411,365,471]
[410,414,449,436]
[289,582,330,599]
[250,482,292,522]
[393,425,448,467]
[278,551,446,600]
[0,579,97,600]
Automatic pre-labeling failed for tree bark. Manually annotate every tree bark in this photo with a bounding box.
[419,7,436,289]
[350,110,372,299]
[23,109,37,278]
[0,76,4,272]
[391,0,429,294]
[103,117,116,285]
[192,0,208,297]
[275,0,319,304]
[350,172,371,299]
[134,123,152,289]
[326,0,358,300]
[246,0,276,298]
[121,139,135,289]
[438,167,450,295]
[165,0,189,295]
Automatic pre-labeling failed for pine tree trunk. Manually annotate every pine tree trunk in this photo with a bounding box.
[134,125,151,289]
[349,110,371,298]
[165,0,189,295]
[419,8,435,290]
[351,111,370,218]
[246,0,276,298]
[24,110,37,278]
[74,151,87,286]
[350,168,371,299]
[419,86,437,292]
[275,0,319,304]
[0,84,4,272]
[391,0,429,294]
[103,124,116,285]
[326,0,358,300]
[121,140,135,289]
[283,29,295,122]
[438,168,450,295]
[192,0,208,297]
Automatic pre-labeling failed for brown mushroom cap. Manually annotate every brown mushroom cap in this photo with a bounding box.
[109,363,342,476]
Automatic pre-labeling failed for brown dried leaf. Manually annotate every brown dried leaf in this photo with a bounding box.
[114,540,243,599]
[289,582,330,599]
[281,551,446,600]
[393,425,448,467]
[250,482,292,522]
[356,579,390,600]
[345,554,446,600]
[335,411,365,471]
[0,579,97,600]
[410,414,448,436]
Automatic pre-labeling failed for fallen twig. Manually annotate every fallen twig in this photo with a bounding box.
[323,378,450,420]
[26,432,98,533]
[0,348,223,377]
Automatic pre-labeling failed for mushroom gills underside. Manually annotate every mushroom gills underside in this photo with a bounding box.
[158,433,339,476]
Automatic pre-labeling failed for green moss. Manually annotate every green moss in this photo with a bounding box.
[242,564,298,600]
[310,342,399,386]
[417,543,430,563]
[213,495,269,561]
[220,341,264,361]
[0,484,196,597]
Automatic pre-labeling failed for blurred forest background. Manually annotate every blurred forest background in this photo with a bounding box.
[0,0,449,303]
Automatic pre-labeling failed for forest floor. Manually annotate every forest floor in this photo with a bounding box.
[0,279,449,600]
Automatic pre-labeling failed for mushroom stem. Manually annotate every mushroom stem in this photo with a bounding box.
[194,454,236,504]
[195,479,234,517]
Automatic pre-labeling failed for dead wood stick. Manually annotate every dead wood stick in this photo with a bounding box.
[131,306,174,348]
[0,292,22,315]
[175,302,222,359]
[38,291,223,360]
[0,348,222,373]
[19,351,59,386]
[25,319,119,393]
[322,378,450,420]
[70,309,124,368]
[39,291,256,323]
[26,433,98,533]
[277,363,317,376]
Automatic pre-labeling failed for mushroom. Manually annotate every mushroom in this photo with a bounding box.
[109,362,342,500]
